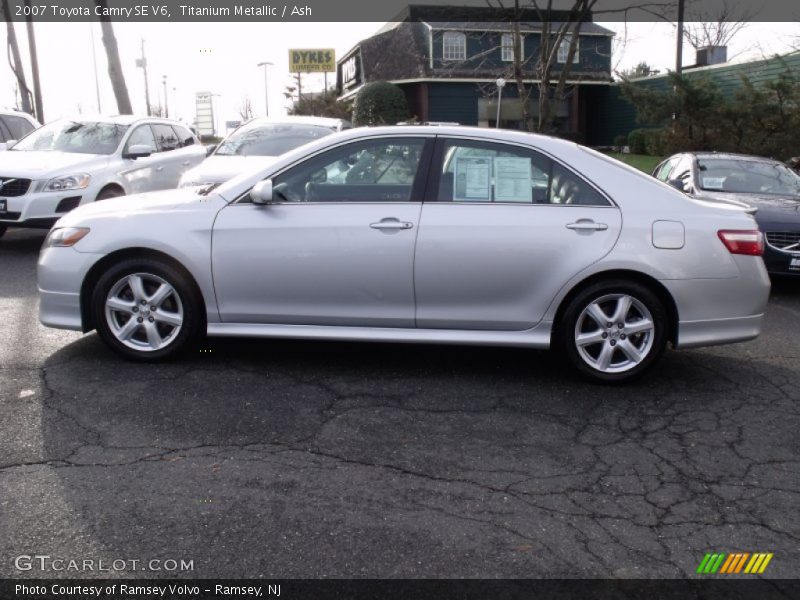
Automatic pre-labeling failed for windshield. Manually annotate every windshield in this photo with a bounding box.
[12,120,128,155]
[214,124,334,157]
[697,158,800,196]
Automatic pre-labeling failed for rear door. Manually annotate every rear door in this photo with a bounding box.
[414,137,622,330]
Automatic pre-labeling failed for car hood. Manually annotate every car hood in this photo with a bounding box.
[56,187,215,226]
[179,155,278,186]
[696,190,800,224]
[0,150,108,177]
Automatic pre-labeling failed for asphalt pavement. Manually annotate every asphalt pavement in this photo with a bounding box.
[1,228,799,579]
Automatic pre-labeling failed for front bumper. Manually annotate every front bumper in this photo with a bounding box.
[1,188,86,228]
[38,246,104,332]
[763,243,800,276]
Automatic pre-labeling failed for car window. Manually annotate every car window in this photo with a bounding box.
[655,157,678,182]
[696,158,800,196]
[0,119,9,143]
[270,138,426,203]
[437,139,610,205]
[172,124,196,147]
[152,124,181,152]
[2,115,35,139]
[124,125,158,154]
[216,123,335,157]
[11,120,128,154]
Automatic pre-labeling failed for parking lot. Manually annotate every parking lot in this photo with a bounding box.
[1,227,799,579]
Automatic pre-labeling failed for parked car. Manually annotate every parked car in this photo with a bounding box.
[178,116,351,189]
[0,115,206,239]
[0,109,39,151]
[38,126,770,382]
[653,152,800,276]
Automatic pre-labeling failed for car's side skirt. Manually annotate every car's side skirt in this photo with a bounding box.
[206,322,553,348]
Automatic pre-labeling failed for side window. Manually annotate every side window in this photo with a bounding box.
[0,119,10,143]
[124,125,158,154]
[670,156,695,192]
[655,157,678,181]
[2,115,35,139]
[172,124,195,147]
[437,140,610,206]
[152,124,181,152]
[443,32,466,61]
[271,138,426,203]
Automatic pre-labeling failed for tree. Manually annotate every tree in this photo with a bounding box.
[94,0,133,114]
[619,61,659,79]
[352,82,409,126]
[239,96,254,121]
[682,0,754,50]
[1,0,33,115]
[289,89,352,120]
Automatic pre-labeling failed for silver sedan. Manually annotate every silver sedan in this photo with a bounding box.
[38,126,770,382]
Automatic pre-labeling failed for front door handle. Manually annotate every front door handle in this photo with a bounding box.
[155,166,164,172]
[370,219,413,230]
[566,220,608,231]
[182,161,191,166]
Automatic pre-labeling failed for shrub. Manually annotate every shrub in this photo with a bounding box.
[643,128,665,156]
[628,129,648,155]
[352,81,409,126]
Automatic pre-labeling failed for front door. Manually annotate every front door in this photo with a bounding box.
[212,136,432,327]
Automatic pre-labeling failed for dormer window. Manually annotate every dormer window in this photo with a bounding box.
[443,31,466,61]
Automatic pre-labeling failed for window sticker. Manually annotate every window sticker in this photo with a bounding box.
[702,177,725,190]
[494,157,532,202]
[454,157,491,201]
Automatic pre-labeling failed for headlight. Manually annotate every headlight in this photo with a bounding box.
[44,227,90,248]
[44,174,91,192]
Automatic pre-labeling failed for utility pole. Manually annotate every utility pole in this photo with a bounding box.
[136,39,152,116]
[162,75,168,118]
[1,0,33,115]
[257,61,272,117]
[24,0,44,122]
[676,0,685,75]
[90,23,102,113]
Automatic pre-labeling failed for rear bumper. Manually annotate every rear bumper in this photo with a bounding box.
[676,314,763,349]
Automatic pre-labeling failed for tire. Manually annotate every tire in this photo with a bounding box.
[91,258,203,361]
[557,280,668,383]
[0,225,7,239]
[95,186,124,201]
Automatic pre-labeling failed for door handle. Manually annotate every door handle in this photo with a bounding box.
[156,166,164,172]
[182,161,191,166]
[566,221,608,231]
[370,219,413,230]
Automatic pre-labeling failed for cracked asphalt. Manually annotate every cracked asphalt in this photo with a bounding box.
[1,228,799,580]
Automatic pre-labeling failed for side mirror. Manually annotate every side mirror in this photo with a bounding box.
[205,144,217,157]
[123,144,154,159]
[666,178,686,193]
[250,179,273,205]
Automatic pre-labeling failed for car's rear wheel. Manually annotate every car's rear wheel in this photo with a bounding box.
[558,280,668,383]
[91,258,202,360]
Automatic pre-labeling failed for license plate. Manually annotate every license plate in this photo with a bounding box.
[790,257,800,269]
[0,199,6,213]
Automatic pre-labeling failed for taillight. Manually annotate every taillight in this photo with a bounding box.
[717,230,764,256]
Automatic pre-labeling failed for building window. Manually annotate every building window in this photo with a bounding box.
[443,31,466,61]
[557,34,580,64]
[501,33,522,62]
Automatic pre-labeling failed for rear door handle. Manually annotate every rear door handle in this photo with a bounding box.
[182,161,191,166]
[370,219,413,230]
[566,221,608,231]
[155,166,164,172]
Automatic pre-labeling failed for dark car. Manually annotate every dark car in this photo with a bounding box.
[653,152,800,276]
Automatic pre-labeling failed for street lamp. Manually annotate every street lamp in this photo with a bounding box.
[162,75,169,118]
[257,61,273,117]
[495,78,506,129]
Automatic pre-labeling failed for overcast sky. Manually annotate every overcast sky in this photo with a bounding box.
[1,21,797,131]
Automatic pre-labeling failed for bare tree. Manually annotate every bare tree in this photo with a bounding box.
[1,0,33,114]
[238,96,254,121]
[682,0,755,50]
[150,103,165,118]
[94,0,133,114]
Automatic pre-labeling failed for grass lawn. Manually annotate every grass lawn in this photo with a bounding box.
[604,152,663,174]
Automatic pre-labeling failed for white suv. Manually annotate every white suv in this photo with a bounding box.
[0,115,206,238]
[0,109,40,151]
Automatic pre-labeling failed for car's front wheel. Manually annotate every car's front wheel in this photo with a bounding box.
[558,280,668,383]
[91,258,203,360]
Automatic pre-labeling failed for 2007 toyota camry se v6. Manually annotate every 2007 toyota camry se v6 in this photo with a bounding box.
[37,126,771,382]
